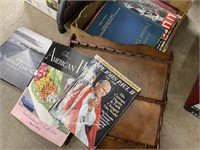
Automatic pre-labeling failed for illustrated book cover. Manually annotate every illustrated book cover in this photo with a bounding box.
[11,42,91,146]
[49,55,141,149]
[184,75,199,119]
[85,1,165,48]
[0,27,52,90]
[117,0,179,50]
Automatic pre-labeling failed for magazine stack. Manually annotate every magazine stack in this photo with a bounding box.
[8,27,141,149]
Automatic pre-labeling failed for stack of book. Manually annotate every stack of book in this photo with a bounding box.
[1,27,141,149]
[84,0,180,52]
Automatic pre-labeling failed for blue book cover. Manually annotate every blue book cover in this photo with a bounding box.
[85,1,165,47]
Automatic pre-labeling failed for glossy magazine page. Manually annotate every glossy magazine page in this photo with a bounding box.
[85,1,165,48]
[11,42,91,146]
[10,88,68,146]
[50,55,141,149]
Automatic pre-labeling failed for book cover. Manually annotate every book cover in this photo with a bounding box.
[49,55,141,149]
[117,0,179,49]
[11,42,91,146]
[85,1,165,48]
[10,88,68,146]
[184,75,199,119]
[0,27,52,90]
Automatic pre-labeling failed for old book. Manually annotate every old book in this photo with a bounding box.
[0,27,51,90]
[49,55,141,149]
[11,42,91,146]
[85,1,165,48]
[184,75,199,119]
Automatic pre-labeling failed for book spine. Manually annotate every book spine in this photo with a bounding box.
[160,13,179,39]
[158,13,180,51]
[156,38,166,51]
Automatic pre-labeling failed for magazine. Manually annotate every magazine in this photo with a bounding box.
[85,1,165,48]
[11,42,91,146]
[116,0,179,50]
[0,27,52,90]
[49,55,141,149]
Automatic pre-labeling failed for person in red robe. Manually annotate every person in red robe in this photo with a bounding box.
[62,80,111,149]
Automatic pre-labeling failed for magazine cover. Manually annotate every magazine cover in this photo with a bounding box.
[0,27,52,90]
[25,0,57,20]
[117,0,179,50]
[10,88,68,146]
[11,42,91,146]
[49,55,141,149]
[85,1,165,48]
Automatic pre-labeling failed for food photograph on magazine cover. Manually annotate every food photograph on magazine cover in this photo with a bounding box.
[49,55,141,149]
[11,41,91,146]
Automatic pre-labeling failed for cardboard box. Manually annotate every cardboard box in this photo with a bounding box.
[70,0,193,53]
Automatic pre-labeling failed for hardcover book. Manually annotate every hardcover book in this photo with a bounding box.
[0,27,51,90]
[184,75,199,119]
[11,42,91,146]
[85,1,165,48]
[49,55,141,149]
[117,0,179,50]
